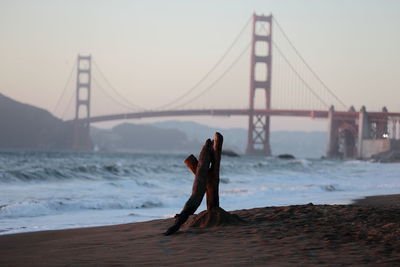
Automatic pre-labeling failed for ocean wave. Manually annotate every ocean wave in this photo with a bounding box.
[138,201,162,208]
[3,168,69,182]
[320,184,341,192]
[221,188,250,196]
[226,158,313,172]
[0,199,164,219]
[0,163,136,183]
[220,177,230,184]
[0,152,321,184]
[2,151,400,235]
[0,161,191,184]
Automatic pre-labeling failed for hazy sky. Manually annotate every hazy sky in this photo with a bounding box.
[1,0,399,131]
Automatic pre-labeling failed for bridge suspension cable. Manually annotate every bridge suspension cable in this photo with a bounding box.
[60,89,75,120]
[272,17,347,109]
[169,42,251,110]
[92,77,143,112]
[52,60,76,115]
[154,15,253,110]
[273,41,329,108]
[92,59,145,110]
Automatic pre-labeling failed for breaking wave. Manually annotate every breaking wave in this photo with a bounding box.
[0,199,164,219]
[1,150,400,235]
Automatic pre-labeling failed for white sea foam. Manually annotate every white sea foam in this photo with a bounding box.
[0,151,400,235]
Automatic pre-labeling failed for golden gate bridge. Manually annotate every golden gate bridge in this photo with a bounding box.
[53,13,400,158]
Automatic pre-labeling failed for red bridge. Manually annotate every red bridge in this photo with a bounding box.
[57,14,400,158]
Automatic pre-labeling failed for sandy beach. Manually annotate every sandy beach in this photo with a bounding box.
[1,194,399,266]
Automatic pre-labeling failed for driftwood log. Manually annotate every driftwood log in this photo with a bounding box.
[164,132,242,235]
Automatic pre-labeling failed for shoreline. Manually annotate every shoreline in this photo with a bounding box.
[1,193,398,237]
[1,194,399,266]
[351,193,400,207]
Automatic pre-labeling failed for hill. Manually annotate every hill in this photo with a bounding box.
[92,120,327,158]
[150,120,327,158]
[91,123,201,152]
[0,93,73,150]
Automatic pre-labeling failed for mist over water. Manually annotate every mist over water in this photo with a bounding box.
[1,151,399,235]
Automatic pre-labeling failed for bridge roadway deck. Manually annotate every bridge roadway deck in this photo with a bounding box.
[68,109,400,124]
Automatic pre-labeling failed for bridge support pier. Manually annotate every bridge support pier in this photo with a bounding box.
[73,54,93,151]
[377,107,389,138]
[357,106,390,159]
[327,106,358,158]
[326,106,340,158]
[246,13,273,156]
[357,106,369,158]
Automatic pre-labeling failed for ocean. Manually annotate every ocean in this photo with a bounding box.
[1,150,399,235]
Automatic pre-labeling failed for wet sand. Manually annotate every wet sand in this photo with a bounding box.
[1,195,399,266]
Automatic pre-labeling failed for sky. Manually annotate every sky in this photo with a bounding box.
[1,0,399,131]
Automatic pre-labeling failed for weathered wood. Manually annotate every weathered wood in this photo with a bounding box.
[184,154,198,174]
[207,132,223,210]
[165,132,242,235]
[164,139,211,235]
[184,133,223,210]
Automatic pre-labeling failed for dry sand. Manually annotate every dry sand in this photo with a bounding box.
[1,195,400,266]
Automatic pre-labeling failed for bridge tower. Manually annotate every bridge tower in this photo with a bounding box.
[73,54,92,150]
[246,13,273,156]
